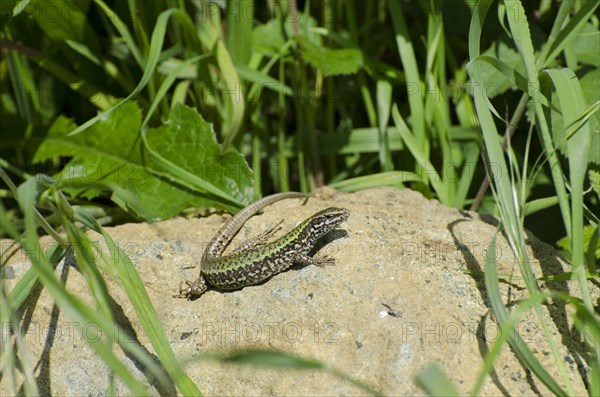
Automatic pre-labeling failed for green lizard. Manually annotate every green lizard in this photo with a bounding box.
[178,192,349,299]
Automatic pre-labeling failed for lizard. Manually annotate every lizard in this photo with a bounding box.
[178,192,349,299]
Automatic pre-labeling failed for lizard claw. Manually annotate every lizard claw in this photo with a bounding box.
[313,256,336,267]
[174,277,208,300]
[173,280,193,299]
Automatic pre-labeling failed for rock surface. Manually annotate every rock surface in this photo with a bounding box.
[1,187,595,396]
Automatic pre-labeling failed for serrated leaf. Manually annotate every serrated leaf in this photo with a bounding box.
[298,36,363,76]
[33,102,253,220]
[571,22,600,67]
[557,225,600,260]
[33,105,144,184]
[143,103,254,206]
[252,19,286,57]
[252,13,320,57]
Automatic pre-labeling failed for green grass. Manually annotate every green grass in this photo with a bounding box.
[1,0,598,395]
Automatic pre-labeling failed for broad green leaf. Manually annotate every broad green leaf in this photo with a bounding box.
[143,103,254,207]
[557,225,600,260]
[298,36,364,76]
[32,105,142,173]
[259,11,321,45]
[467,41,525,98]
[252,11,319,54]
[570,22,600,67]
[33,102,251,220]
[252,19,286,57]
[25,0,91,42]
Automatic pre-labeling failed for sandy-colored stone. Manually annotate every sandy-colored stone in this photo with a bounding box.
[1,187,596,396]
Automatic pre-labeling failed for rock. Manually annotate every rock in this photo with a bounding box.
[1,187,594,395]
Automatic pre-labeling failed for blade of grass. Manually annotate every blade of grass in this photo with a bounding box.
[69,8,200,136]
[391,104,448,203]
[376,80,393,172]
[74,206,202,396]
[537,0,572,66]
[454,142,480,208]
[416,365,460,396]
[388,0,425,145]
[541,68,594,315]
[505,0,572,234]
[34,56,116,110]
[141,54,211,130]
[93,0,144,68]
[1,244,63,323]
[6,177,169,391]
[200,349,383,396]
[226,0,253,64]
[235,62,293,97]
[199,20,246,150]
[6,36,38,122]
[470,55,556,110]
[542,1,599,68]
[13,179,148,395]
[469,2,575,393]
[330,171,421,191]
[471,236,568,396]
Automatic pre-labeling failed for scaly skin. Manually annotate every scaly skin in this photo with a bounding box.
[178,193,349,299]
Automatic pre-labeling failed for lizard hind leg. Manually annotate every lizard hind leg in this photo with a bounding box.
[175,276,208,299]
[230,220,284,253]
[295,253,336,268]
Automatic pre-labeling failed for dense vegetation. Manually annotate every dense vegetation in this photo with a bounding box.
[1,1,598,395]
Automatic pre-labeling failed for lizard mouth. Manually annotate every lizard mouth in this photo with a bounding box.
[328,208,350,225]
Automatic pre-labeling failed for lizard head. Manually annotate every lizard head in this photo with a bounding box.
[305,207,350,239]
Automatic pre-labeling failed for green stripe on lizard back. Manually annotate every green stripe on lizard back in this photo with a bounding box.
[177,192,349,299]
[203,207,349,290]
[201,192,307,261]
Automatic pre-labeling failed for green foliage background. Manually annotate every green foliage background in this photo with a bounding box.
[1,0,598,395]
